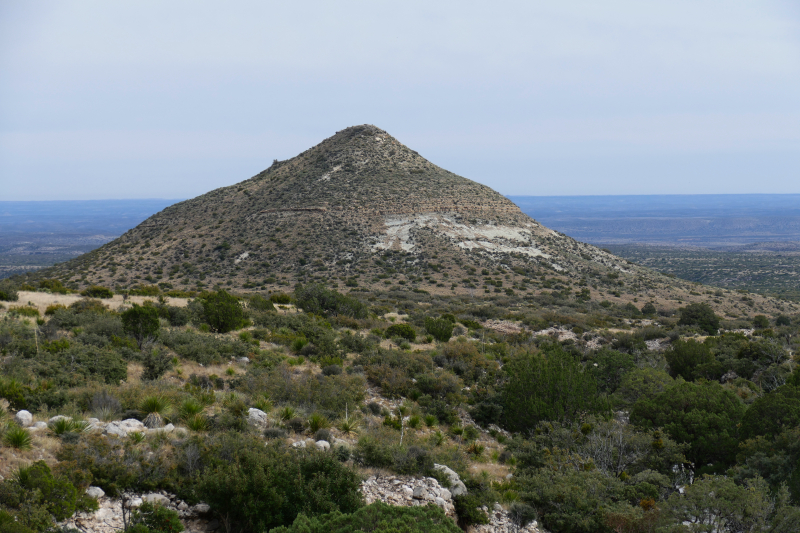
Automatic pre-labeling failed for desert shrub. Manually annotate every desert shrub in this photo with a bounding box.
[201,290,246,333]
[322,365,342,376]
[678,302,720,335]
[121,304,161,349]
[160,329,250,365]
[611,367,674,408]
[664,339,715,381]
[129,501,183,533]
[270,293,292,304]
[501,344,608,433]
[631,381,745,473]
[9,306,39,317]
[385,323,416,342]
[453,494,490,528]
[640,302,657,315]
[69,298,109,314]
[195,442,362,533]
[294,284,368,319]
[165,306,190,327]
[248,293,276,312]
[337,331,376,354]
[270,501,461,533]
[239,364,365,417]
[739,385,800,441]
[141,349,174,381]
[81,286,113,299]
[424,317,454,342]
[0,280,19,302]
[264,427,287,439]
[0,461,92,532]
[56,433,179,496]
[38,279,69,294]
[586,348,635,394]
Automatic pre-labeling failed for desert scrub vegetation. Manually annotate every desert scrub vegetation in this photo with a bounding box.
[0,280,799,532]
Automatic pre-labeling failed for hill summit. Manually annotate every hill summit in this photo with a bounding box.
[21,125,785,315]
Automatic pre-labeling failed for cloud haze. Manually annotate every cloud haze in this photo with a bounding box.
[1,0,799,199]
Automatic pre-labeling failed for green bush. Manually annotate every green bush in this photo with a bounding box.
[501,345,608,432]
[270,501,461,533]
[270,293,292,304]
[201,290,246,333]
[678,302,720,335]
[196,442,362,533]
[0,461,86,532]
[453,494,489,528]
[0,280,20,302]
[664,339,715,381]
[385,324,416,342]
[81,286,113,299]
[739,386,800,441]
[129,502,184,533]
[294,284,368,319]
[424,318,454,343]
[630,381,745,473]
[249,294,276,312]
[121,304,161,349]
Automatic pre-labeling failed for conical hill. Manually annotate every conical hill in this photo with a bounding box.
[20,125,786,317]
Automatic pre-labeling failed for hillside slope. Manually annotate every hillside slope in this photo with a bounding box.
[22,125,790,317]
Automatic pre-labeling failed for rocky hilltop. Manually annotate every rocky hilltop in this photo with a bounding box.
[22,125,787,316]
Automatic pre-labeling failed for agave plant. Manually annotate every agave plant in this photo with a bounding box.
[128,431,146,444]
[49,418,89,436]
[178,398,204,420]
[307,413,330,433]
[253,397,273,413]
[185,413,210,432]
[3,425,32,450]
[337,414,361,436]
[278,406,296,422]
[140,396,171,429]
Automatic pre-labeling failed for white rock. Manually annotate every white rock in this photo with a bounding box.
[435,497,446,507]
[237,357,250,364]
[315,440,330,451]
[142,493,170,506]
[291,440,306,448]
[86,486,105,499]
[434,464,467,496]
[49,415,72,424]
[125,497,143,509]
[162,423,175,432]
[440,488,451,500]
[247,408,268,427]
[192,503,211,514]
[177,502,189,511]
[32,421,48,431]
[87,417,100,425]
[14,410,33,427]
[95,508,114,520]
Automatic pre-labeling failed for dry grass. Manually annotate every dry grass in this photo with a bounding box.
[13,291,189,315]
[0,432,61,479]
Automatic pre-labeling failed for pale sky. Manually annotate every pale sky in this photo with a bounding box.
[1,1,799,200]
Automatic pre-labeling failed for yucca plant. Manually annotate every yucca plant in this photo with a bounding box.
[278,406,296,422]
[140,396,171,428]
[128,431,146,444]
[179,398,204,420]
[49,418,89,436]
[430,430,446,447]
[466,442,485,457]
[307,413,330,433]
[337,414,361,436]
[424,414,438,427]
[253,397,273,413]
[3,425,32,450]
[185,413,209,432]
[407,415,422,429]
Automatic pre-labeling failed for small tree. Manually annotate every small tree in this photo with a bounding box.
[0,279,19,302]
[424,317,454,342]
[121,304,161,349]
[202,290,246,333]
[678,302,720,335]
[386,323,416,342]
[81,286,114,299]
